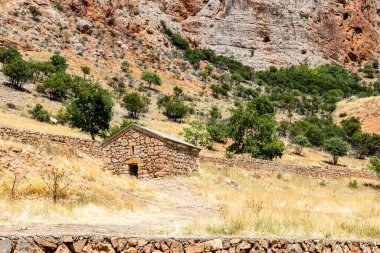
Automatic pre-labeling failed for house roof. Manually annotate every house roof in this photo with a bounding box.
[101,124,201,151]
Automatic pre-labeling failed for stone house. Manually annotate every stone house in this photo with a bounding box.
[101,124,201,178]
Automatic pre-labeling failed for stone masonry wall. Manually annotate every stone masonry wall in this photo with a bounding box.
[103,128,199,178]
[200,157,378,180]
[0,236,378,253]
[0,127,102,158]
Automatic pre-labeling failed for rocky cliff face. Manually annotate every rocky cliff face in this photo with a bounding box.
[0,0,379,70]
[179,0,380,69]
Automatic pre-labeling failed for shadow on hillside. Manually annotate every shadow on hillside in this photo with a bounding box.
[2,81,30,93]
[322,160,348,167]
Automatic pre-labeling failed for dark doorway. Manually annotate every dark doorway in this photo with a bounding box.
[128,164,138,177]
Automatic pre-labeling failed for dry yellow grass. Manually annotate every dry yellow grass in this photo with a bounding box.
[184,164,380,239]
[333,96,380,134]
[0,140,156,225]
[0,111,91,139]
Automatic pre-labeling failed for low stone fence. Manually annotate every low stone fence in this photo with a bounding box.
[0,127,102,158]
[0,127,378,180]
[0,236,378,253]
[200,156,378,180]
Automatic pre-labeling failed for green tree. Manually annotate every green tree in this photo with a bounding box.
[350,132,371,159]
[368,156,380,177]
[122,92,150,118]
[292,135,311,155]
[3,58,33,88]
[81,66,90,80]
[31,61,56,81]
[341,117,361,138]
[277,120,289,137]
[183,121,212,149]
[0,46,21,65]
[157,95,189,122]
[65,84,113,139]
[29,104,50,122]
[38,72,73,101]
[324,137,349,165]
[141,71,162,89]
[228,96,281,159]
[50,52,68,72]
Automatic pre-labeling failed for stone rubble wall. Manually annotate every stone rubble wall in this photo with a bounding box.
[103,129,199,178]
[200,157,378,180]
[0,127,102,158]
[0,236,378,253]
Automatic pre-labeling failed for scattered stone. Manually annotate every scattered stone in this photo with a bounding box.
[170,240,184,253]
[55,244,72,253]
[33,236,57,250]
[185,243,205,253]
[138,239,149,247]
[62,236,73,243]
[204,239,223,251]
[70,239,87,253]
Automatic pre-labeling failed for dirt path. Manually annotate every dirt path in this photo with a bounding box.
[0,178,217,236]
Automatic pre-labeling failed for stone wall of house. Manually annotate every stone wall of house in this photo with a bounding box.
[0,236,378,253]
[103,128,199,178]
[0,127,102,158]
[200,157,378,180]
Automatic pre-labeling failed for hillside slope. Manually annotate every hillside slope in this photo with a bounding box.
[0,0,379,71]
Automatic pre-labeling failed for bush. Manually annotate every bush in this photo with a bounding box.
[122,92,150,118]
[141,71,162,89]
[29,6,41,20]
[341,117,362,137]
[339,112,347,118]
[3,58,34,88]
[29,104,50,122]
[207,123,228,143]
[292,135,311,155]
[55,1,64,12]
[261,140,285,161]
[183,121,213,149]
[50,52,68,72]
[121,61,130,72]
[363,64,375,78]
[368,156,380,177]
[348,180,358,189]
[324,137,349,165]
[0,46,21,65]
[81,66,90,79]
[157,95,189,122]
[211,83,231,98]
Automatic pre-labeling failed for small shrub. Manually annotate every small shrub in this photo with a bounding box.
[6,103,17,110]
[41,167,71,203]
[348,180,358,189]
[339,112,347,118]
[291,135,311,155]
[55,1,64,12]
[368,156,380,177]
[29,104,50,122]
[225,151,234,159]
[29,6,42,20]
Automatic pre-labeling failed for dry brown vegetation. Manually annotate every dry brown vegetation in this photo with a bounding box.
[184,164,380,239]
